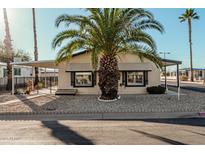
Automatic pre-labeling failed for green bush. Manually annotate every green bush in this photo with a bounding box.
[35,82,44,89]
[146,85,166,94]
[180,76,188,81]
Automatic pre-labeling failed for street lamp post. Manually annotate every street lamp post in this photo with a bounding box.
[160,52,170,92]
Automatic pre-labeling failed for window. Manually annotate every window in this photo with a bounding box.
[126,71,144,86]
[74,72,93,87]
[199,71,203,77]
[3,68,7,77]
[14,68,21,76]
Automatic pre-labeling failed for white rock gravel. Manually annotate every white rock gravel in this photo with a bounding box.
[0,88,205,114]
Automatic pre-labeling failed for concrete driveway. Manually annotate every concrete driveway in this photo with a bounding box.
[0,118,205,145]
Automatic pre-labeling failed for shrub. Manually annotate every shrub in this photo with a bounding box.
[180,76,188,81]
[147,85,166,94]
[35,82,44,89]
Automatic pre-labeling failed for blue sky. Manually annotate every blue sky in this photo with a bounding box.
[0,8,205,69]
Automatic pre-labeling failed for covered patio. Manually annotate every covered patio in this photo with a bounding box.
[11,60,58,95]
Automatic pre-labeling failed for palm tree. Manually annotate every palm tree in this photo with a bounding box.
[179,9,199,82]
[32,8,39,86]
[3,8,13,90]
[52,8,164,100]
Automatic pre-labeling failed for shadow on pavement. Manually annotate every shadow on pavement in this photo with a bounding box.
[130,129,186,145]
[183,129,205,137]
[16,95,40,112]
[42,121,94,145]
[15,95,94,144]
[142,118,205,127]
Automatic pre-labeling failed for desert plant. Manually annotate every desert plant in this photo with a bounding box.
[52,8,164,100]
[24,80,33,95]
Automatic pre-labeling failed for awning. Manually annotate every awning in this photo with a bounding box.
[66,62,152,72]
[11,60,58,69]
[67,63,94,71]
[118,63,152,71]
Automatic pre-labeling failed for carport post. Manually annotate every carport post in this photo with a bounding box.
[50,76,52,94]
[31,67,34,91]
[11,64,14,95]
[177,64,180,100]
[54,69,56,86]
[44,68,47,88]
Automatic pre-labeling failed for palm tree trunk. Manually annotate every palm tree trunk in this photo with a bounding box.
[98,55,120,100]
[3,8,13,90]
[32,8,39,86]
[188,18,194,82]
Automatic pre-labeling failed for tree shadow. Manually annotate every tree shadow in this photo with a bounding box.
[142,118,205,127]
[183,129,205,137]
[42,121,94,145]
[130,129,186,145]
[16,95,40,112]
[15,95,94,144]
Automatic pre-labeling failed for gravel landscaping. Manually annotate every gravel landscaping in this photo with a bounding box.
[0,88,205,114]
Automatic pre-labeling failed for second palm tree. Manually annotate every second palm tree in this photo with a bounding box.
[179,9,199,82]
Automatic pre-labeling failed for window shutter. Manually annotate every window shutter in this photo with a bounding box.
[145,71,148,85]
[93,71,97,86]
[71,72,75,86]
[122,71,126,85]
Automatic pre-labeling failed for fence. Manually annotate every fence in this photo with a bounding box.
[0,76,58,91]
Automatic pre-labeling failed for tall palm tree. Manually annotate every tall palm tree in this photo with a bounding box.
[3,8,13,90]
[52,8,164,100]
[179,9,199,82]
[32,8,39,86]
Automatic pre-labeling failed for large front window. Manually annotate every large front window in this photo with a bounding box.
[126,71,144,86]
[74,72,93,87]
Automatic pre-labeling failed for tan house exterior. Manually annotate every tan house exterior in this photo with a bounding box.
[57,51,161,94]
[11,51,181,95]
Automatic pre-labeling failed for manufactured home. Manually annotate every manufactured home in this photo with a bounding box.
[11,51,181,95]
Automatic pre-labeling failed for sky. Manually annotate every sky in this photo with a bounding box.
[0,8,205,70]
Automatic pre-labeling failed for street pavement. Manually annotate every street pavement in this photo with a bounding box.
[164,80,205,93]
[0,119,205,145]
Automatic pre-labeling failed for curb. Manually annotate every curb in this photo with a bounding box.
[0,112,201,121]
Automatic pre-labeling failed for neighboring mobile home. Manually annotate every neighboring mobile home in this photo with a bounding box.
[180,68,205,81]
[165,68,205,81]
[0,62,33,78]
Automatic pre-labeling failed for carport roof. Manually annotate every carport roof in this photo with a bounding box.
[161,59,182,66]
[11,60,58,68]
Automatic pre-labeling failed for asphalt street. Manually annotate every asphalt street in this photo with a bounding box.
[0,119,205,145]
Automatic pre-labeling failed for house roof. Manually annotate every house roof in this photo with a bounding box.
[11,60,57,68]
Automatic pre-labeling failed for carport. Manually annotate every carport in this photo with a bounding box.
[11,60,58,95]
[161,59,182,99]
